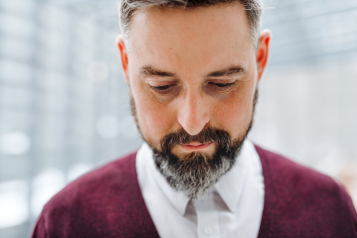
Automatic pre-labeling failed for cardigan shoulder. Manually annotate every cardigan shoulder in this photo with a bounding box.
[256,145,345,198]
[31,151,159,238]
[255,145,357,238]
[41,151,139,217]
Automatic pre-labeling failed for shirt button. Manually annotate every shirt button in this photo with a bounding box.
[204,226,214,235]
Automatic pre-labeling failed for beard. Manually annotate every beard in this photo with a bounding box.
[130,89,258,200]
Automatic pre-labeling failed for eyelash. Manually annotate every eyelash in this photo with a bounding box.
[209,82,236,88]
[150,81,236,93]
[150,84,176,92]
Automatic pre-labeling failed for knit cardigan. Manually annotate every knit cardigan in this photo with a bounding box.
[32,145,357,238]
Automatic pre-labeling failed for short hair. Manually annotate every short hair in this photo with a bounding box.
[118,0,264,51]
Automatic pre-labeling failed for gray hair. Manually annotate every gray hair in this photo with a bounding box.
[118,0,264,51]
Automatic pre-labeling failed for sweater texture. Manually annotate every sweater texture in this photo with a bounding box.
[32,145,357,238]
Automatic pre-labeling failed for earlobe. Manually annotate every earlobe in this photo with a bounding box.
[256,30,271,81]
[117,35,130,83]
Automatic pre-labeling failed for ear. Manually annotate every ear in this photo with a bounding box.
[117,35,129,83]
[256,30,271,81]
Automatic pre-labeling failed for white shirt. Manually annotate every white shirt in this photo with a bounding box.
[136,140,264,238]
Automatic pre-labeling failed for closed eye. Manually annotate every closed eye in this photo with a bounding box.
[209,81,236,88]
[213,82,235,87]
[150,84,177,93]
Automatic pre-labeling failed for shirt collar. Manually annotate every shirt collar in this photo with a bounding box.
[142,143,190,216]
[143,140,255,215]
[213,140,254,212]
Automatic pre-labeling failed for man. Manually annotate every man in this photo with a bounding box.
[32,0,357,237]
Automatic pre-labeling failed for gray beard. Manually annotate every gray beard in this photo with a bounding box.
[154,151,235,200]
[150,126,250,200]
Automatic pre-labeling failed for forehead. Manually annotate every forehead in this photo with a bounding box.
[129,4,254,75]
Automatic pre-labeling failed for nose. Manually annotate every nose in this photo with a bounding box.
[177,91,210,135]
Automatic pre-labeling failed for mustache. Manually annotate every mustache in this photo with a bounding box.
[160,127,233,153]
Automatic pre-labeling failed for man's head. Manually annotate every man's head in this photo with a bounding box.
[117,0,270,199]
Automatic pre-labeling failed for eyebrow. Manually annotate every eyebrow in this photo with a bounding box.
[139,66,177,78]
[206,66,247,77]
[139,65,246,78]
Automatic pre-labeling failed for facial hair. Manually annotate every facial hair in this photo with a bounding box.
[130,88,258,200]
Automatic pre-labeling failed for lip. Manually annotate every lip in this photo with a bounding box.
[180,142,212,151]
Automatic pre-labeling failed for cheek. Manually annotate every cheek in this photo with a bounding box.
[131,80,178,147]
[212,81,256,139]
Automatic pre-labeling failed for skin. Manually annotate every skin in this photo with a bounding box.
[117,3,271,158]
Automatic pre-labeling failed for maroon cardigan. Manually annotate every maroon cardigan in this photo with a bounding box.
[32,145,357,238]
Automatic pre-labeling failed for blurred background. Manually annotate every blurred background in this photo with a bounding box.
[0,0,356,237]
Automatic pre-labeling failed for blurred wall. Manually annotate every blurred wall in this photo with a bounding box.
[0,0,356,237]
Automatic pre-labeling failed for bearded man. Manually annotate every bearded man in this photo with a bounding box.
[31,0,357,237]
